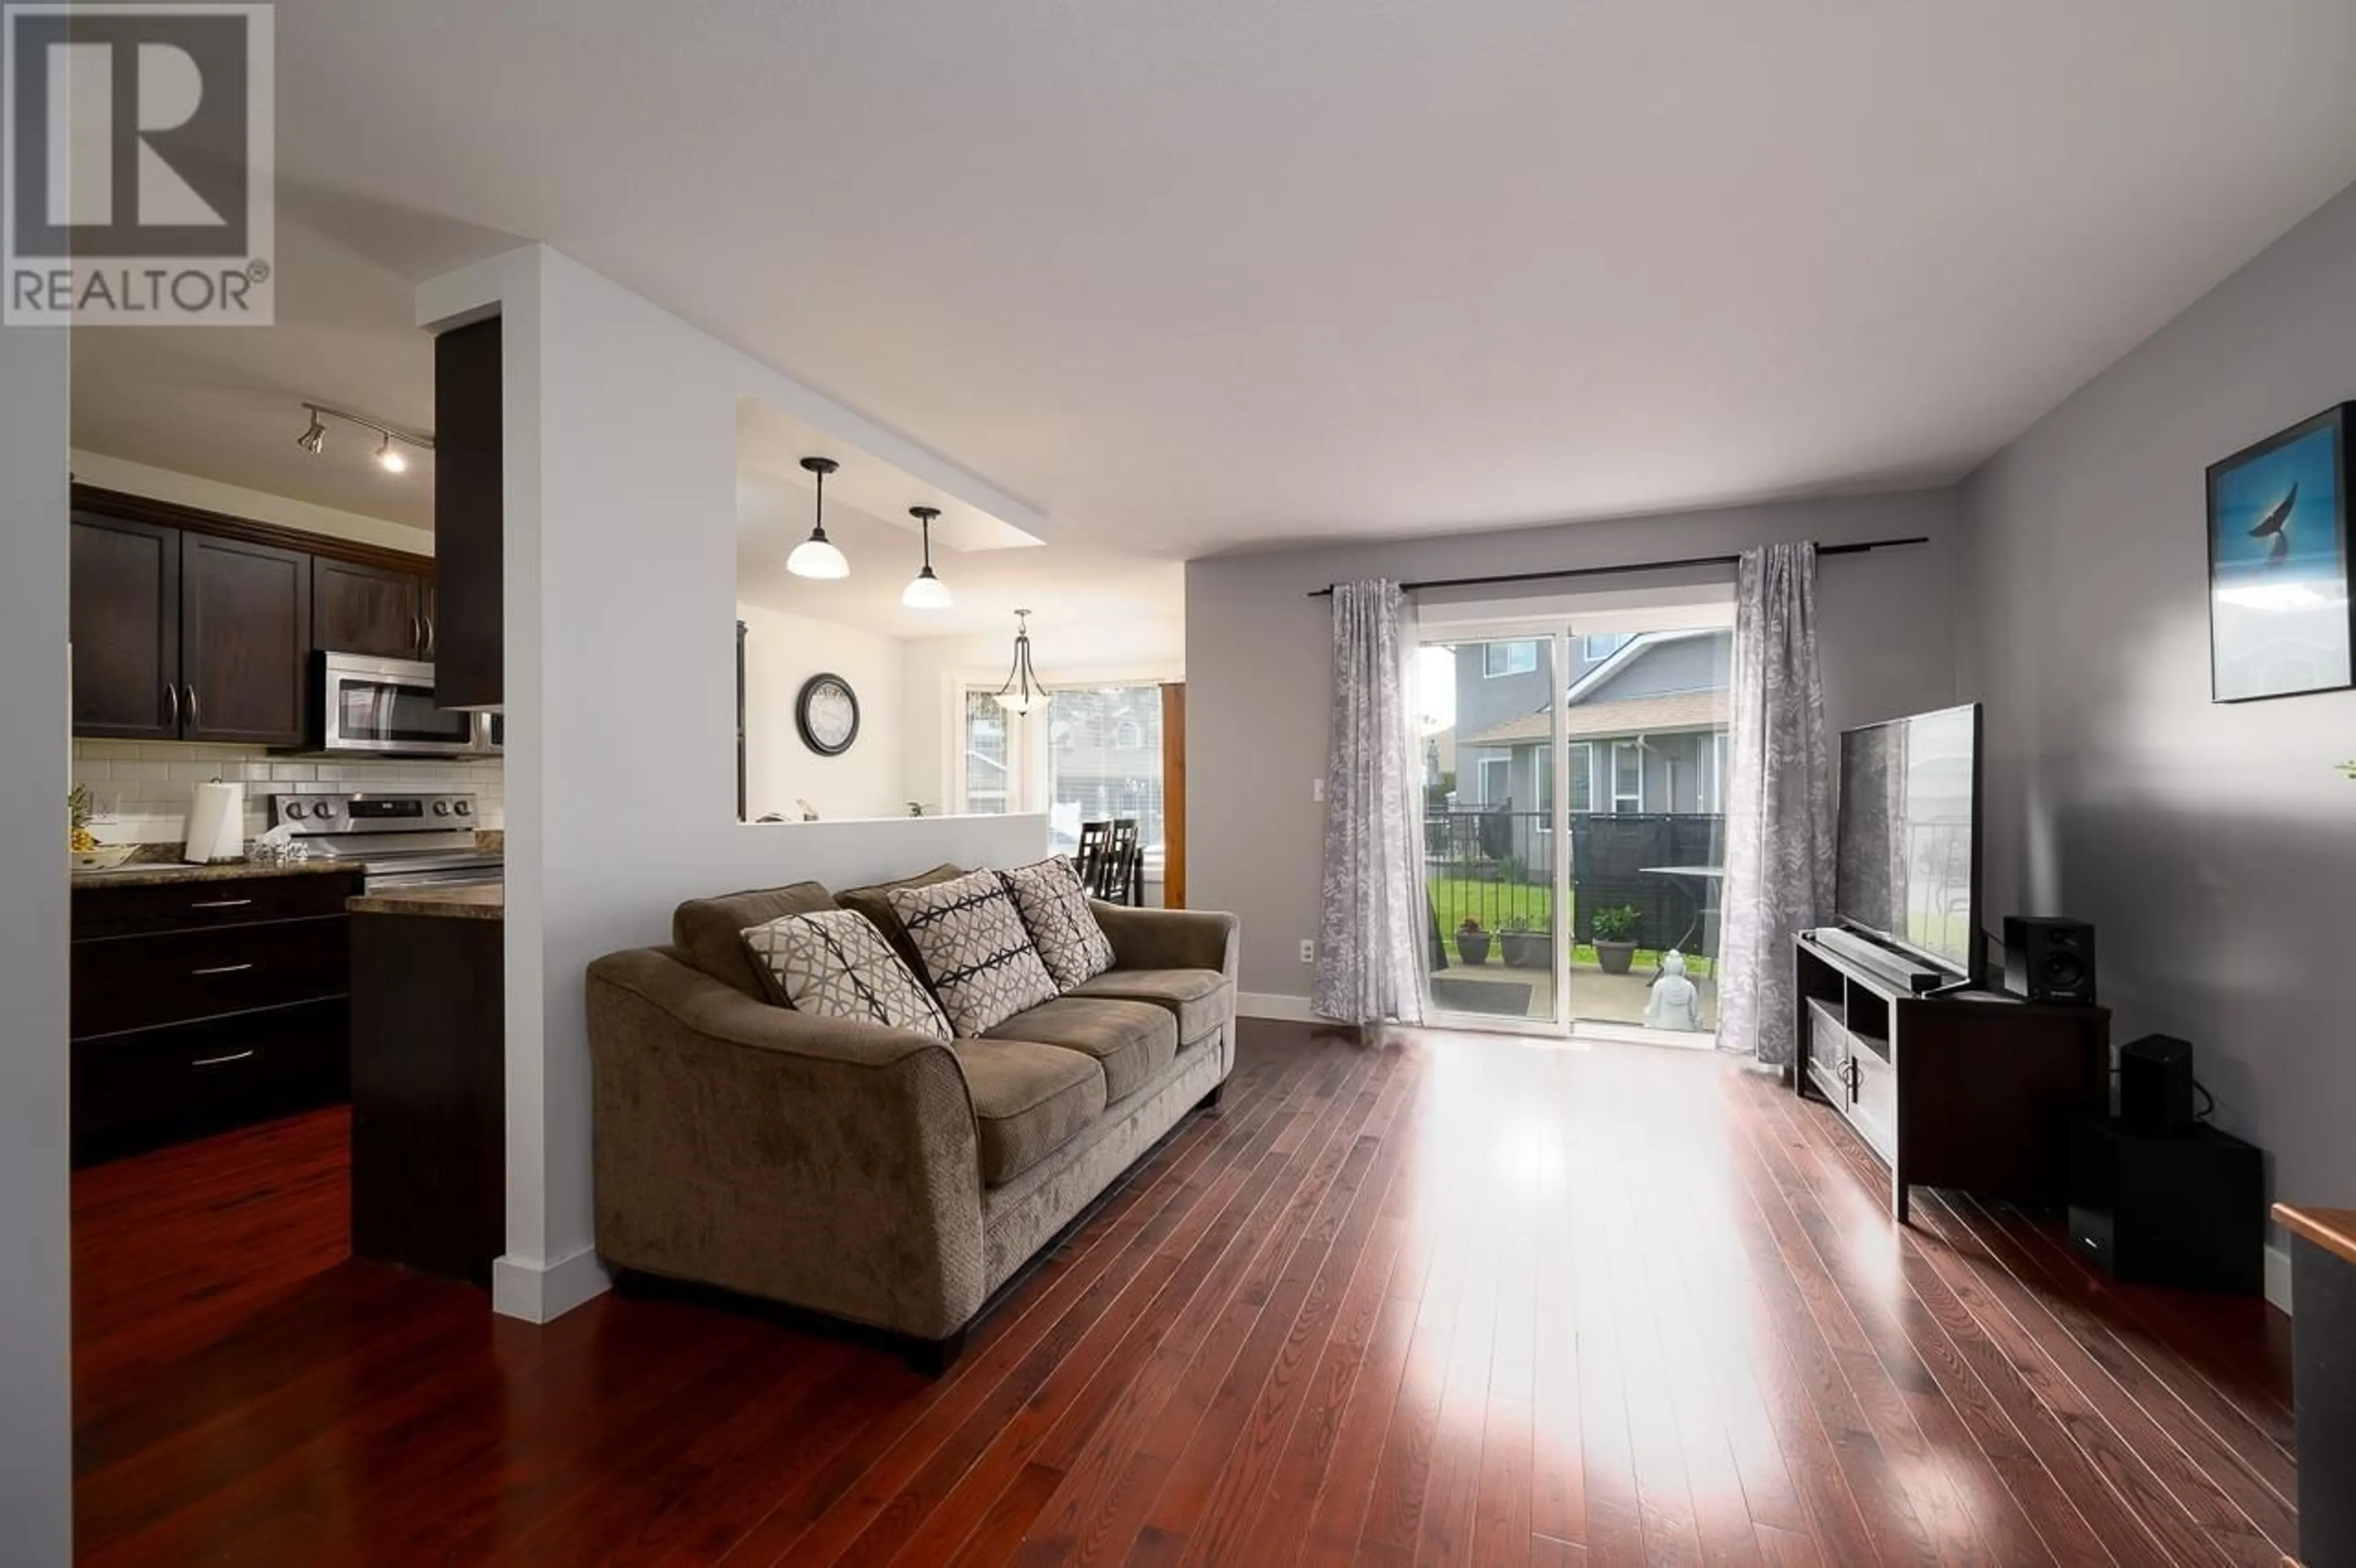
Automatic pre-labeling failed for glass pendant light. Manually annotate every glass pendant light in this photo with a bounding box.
[993,609,1050,715]
[901,505,952,609]
[787,456,850,579]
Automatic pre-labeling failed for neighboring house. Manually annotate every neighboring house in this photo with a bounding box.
[1457,630,1731,821]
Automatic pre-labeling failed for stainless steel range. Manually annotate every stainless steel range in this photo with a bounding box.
[266,792,502,892]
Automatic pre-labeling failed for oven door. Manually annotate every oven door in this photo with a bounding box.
[317,653,487,756]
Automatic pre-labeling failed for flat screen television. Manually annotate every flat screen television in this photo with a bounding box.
[1834,702,1983,982]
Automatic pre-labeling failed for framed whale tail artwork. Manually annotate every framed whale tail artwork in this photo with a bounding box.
[2207,402,2355,702]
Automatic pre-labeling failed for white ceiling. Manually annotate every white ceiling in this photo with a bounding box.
[69,0,2356,572]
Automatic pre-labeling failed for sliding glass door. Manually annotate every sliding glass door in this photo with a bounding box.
[1417,606,1732,1043]
[1422,636,1561,1028]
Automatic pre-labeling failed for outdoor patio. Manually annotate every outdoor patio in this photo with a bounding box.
[1426,960,1719,1031]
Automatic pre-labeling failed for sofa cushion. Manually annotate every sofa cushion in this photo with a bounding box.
[1067,967,1231,1046]
[997,856,1115,993]
[987,996,1176,1104]
[741,909,952,1041]
[952,1039,1107,1186]
[835,863,967,981]
[673,880,840,999]
[888,870,1061,1037]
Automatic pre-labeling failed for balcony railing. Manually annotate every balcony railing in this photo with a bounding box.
[1424,808,1725,966]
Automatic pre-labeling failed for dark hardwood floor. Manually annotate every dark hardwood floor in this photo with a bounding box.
[72,1020,2297,1565]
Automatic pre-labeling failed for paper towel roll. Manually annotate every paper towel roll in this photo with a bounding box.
[183,780,245,864]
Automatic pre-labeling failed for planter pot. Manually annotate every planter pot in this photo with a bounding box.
[1457,932,1491,965]
[1595,939,1638,975]
[1499,932,1552,969]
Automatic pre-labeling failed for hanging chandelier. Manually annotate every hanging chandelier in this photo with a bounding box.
[993,609,1050,715]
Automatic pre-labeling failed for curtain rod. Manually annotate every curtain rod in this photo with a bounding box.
[1302,535,1930,598]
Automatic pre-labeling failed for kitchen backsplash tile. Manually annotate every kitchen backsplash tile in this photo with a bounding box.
[73,739,503,843]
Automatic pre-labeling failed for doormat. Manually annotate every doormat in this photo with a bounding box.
[1431,977,1534,1017]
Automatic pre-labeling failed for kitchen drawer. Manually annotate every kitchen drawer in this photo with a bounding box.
[72,915,349,1039]
[71,998,348,1165]
[74,872,361,939]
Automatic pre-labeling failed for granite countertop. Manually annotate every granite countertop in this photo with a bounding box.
[346,883,506,921]
[71,857,364,890]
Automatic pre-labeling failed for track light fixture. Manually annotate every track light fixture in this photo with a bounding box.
[294,402,432,474]
[787,456,850,579]
[902,506,951,609]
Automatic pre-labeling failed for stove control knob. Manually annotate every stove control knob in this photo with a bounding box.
[433,801,451,817]
[453,801,472,817]
[314,801,338,820]
[283,801,306,821]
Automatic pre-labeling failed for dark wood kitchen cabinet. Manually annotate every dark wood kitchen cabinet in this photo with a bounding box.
[69,512,182,739]
[313,555,435,661]
[180,532,312,746]
[433,315,502,709]
[68,485,441,743]
[71,867,363,1164]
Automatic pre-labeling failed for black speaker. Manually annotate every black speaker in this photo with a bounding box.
[2119,1032,2196,1135]
[2067,1114,2262,1293]
[2004,915,2096,1003]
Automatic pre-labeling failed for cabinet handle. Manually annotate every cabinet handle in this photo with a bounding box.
[190,962,255,977]
[166,682,180,729]
[423,613,435,659]
[190,1050,256,1068]
[184,684,199,729]
[412,613,423,654]
[188,897,253,910]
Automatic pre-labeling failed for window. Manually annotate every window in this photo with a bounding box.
[1047,683,1165,858]
[1482,640,1537,677]
[1535,748,1553,832]
[1582,632,1634,662]
[1477,756,1510,805]
[1611,740,1642,813]
[959,691,1011,815]
[1568,742,1593,815]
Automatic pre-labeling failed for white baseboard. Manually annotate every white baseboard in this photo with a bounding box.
[2265,1242,2293,1316]
[1238,991,1318,1022]
[491,1243,612,1323]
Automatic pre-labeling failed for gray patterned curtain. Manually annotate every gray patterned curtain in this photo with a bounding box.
[1314,580,1427,1027]
[1719,542,1834,1066]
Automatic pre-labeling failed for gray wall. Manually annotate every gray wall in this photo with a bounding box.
[1958,179,2356,1239]
[1188,486,1959,997]
[1,326,72,1559]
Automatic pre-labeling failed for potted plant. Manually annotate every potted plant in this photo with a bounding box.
[1499,913,1552,969]
[1590,904,1641,975]
[1456,917,1491,966]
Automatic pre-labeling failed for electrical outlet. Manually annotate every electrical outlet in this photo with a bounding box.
[1299,939,1315,964]
[1311,778,1324,803]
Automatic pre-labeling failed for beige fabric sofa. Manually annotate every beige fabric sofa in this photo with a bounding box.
[583,866,1238,1367]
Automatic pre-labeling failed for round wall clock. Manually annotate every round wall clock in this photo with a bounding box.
[795,672,860,756]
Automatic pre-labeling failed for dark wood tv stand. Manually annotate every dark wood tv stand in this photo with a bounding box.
[1794,931,2109,1222]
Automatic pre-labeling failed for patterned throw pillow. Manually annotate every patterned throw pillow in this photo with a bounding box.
[886,869,1060,1037]
[998,855,1115,993]
[741,910,952,1042]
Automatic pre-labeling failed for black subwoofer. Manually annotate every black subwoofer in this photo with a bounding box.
[2004,915,2096,1004]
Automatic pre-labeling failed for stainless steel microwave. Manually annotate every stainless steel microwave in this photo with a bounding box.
[307,652,496,757]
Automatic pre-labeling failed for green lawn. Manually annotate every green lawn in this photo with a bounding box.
[1429,874,1715,977]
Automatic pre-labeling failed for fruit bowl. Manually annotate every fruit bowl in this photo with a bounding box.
[70,844,137,872]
